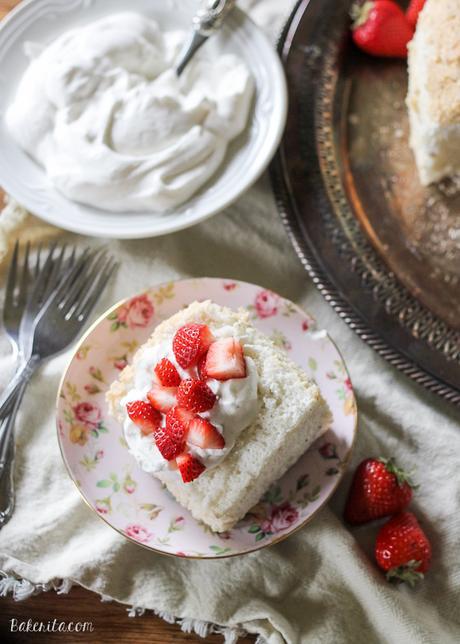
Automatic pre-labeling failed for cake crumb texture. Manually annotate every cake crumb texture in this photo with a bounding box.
[410,0,460,125]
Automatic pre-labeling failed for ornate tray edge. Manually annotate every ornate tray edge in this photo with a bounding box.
[270,0,460,408]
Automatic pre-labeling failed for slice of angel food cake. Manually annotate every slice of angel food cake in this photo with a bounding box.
[107,300,332,532]
[407,0,460,185]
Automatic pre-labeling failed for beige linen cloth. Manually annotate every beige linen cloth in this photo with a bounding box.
[0,2,459,642]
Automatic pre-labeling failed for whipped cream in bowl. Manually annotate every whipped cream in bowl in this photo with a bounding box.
[121,325,259,481]
[0,0,287,238]
[6,12,254,213]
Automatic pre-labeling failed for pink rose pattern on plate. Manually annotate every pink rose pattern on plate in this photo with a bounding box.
[57,279,356,558]
[125,524,153,543]
[254,289,280,318]
[61,392,108,447]
[74,402,101,428]
[108,294,154,331]
[260,503,299,534]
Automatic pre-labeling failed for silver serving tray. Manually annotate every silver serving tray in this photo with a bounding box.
[270,0,460,406]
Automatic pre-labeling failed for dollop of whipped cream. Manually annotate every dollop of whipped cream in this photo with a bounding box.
[6,12,254,212]
[121,325,259,475]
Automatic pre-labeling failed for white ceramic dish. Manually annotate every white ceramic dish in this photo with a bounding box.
[0,0,287,238]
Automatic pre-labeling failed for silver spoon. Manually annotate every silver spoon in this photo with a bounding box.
[175,0,236,77]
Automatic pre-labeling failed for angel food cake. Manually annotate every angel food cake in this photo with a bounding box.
[107,300,331,532]
[407,0,460,185]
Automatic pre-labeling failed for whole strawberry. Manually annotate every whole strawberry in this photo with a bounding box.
[406,0,425,29]
[350,1,414,58]
[375,512,431,586]
[344,457,414,524]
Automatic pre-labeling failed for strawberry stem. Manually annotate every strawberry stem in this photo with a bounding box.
[386,560,424,588]
[378,457,417,489]
[350,1,374,29]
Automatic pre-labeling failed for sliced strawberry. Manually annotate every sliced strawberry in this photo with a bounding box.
[165,407,194,444]
[176,453,206,483]
[197,352,208,379]
[154,358,181,387]
[187,417,225,450]
[153,426,183,461]
[172,323,214,369]
[126,400,161,436]
[205,337,247,380]
[177,379,216,413]
[147,383,177,413]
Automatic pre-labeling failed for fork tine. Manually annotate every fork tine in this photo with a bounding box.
[65,254,111,319]
[59,244,77,277]
[38,242,56,291]
[34,243,42,278]
[44,244,67,299]
[45,247,97,311]
[40,242,60,296]
[5,241,19,307]
[22,241,30,277]
[44,242,57,262]
[60,249,106,314]
[76,259,118,321]
[67,245,77,268]
[26,243,57,310]
[18,241,31,307]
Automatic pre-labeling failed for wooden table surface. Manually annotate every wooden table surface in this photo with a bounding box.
[0,1,254,641]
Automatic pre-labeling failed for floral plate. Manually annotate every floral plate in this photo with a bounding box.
[57,279,357,558]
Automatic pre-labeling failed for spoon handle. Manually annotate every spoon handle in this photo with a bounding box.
[194,0,237,35]
[176,0,237,76]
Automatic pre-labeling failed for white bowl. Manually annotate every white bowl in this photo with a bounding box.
[0,0,287,238]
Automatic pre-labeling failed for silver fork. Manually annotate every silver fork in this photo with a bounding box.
[1,241,36,469]
[15,243,77,371]
[0,248,117,481]
[1,242,37,525]
[2,243,76,396]
[0,247,111,416]
[0,241,77,525]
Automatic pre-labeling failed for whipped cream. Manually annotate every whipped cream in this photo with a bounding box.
[6,12,254,212]
[121,327,259,476]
